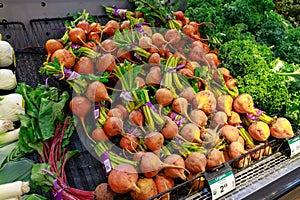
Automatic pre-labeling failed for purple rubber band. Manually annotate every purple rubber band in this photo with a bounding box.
[112,5,127,20]
[42,169,64,200]
[166,64,186,72]
[45,78,49,87]
[145,101,158,114]
[246,109,264,120]
[70,44,81,50]
[120,90,135,101]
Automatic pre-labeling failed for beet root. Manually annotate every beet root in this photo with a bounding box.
[94,183,117,200]
[107,164,141,194]
[160,116,179,139]
[144,131,164,152]
[248,121,270,142]
[130,178,158,200]
[163,154,188,181]
[193,90,217,115]
[220,125,239,143]
[270,117,294,139]
[154,174,174,200]
[217,94,233,116]
[180,123,202,143]
[206,148,225,170]
[185,152,207,174]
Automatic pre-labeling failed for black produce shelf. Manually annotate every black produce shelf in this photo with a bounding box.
[186,151,300,200]
[1,19,300,200]
[30,15,109,47]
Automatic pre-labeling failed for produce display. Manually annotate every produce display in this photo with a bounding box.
[0,0,299,200]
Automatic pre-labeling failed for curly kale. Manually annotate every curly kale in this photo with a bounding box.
[236,68,290,116]
[274,27,300,64]
[255,11,292,47]
[218,39,274,77]
[221,23,256,43]
[274,0,300,27]
[285,91,300,127]
[270,60,300,126]
[223,0,275,30]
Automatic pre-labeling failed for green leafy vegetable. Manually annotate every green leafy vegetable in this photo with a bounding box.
[15,83,70,155]
[0,158,34,184]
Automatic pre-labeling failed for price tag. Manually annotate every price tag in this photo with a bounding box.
[288,135,300,157]
[100,151,112,176]
[205,164,236,200]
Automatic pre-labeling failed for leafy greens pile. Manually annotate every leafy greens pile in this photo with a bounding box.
[185,0,300,127]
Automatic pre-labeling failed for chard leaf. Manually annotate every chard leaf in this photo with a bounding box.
[31,163,54,192]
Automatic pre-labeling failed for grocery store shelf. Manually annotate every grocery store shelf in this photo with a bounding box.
[186,152,300,200]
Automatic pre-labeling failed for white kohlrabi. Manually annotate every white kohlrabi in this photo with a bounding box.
[0,119,14,134]
[0,93,25,122]
[0,34,15,67]
[0,69,17,90]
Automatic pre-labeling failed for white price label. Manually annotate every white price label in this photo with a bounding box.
[94,108,100,119]
[103,159,112,173]
[208,170,236,200]
[288,136,300,157]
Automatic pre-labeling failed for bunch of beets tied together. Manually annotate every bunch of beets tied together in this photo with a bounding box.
[40,4,295,200]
